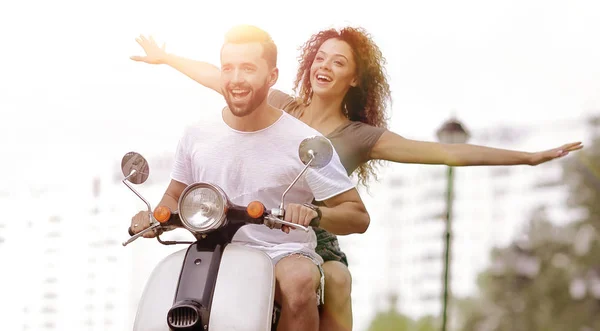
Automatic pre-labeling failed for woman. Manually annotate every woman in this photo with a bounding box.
[130,27,582,330]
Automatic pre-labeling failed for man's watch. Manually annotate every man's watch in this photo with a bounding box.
[302,203,322,227]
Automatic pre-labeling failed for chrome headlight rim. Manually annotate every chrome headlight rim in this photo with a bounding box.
[177,182,229,234]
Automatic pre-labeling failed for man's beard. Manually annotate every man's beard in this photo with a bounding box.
[223,81,270,117]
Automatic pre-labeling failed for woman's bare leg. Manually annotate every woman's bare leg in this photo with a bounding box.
[320,261,353,331]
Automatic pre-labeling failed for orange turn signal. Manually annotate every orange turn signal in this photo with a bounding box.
[247,201,265,219]
[153,206,172,223]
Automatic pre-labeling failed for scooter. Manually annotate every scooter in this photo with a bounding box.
[120,135,333,331]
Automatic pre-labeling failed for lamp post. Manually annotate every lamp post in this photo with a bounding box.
[436,117,470,331]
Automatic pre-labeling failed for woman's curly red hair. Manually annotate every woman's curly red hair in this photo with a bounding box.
[293,26,392,188]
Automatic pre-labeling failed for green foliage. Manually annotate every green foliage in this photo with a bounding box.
[456,118,600,331]
[367,312,438,331]
[367,311,413,331]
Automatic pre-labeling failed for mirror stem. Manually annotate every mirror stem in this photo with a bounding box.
[279,150,315,211]
[122,170,153,213]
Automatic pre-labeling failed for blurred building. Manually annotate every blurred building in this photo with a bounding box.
[4,176,134,331]
[0,148,188,331]
[0,178,120,330]
[366,115,599,321]
[3,115,597,331]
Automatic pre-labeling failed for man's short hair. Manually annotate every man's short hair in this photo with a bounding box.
[223,24,277,68]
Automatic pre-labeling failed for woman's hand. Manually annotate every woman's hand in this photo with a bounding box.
[130,34,168,64]
[528,142,583,165]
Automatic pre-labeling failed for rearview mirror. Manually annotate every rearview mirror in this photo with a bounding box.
[121,152,150,184]
[298,136,334,169]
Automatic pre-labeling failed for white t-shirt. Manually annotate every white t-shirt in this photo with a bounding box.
[170,109,355,263]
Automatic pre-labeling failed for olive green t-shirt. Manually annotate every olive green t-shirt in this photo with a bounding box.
[267,89,386,176]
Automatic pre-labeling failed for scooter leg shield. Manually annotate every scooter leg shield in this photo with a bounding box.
[132,248,187,331]
[208,244,276,331]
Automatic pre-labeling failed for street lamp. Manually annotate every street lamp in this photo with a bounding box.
[436,116,470,331]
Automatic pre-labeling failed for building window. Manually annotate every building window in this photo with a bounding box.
[422,189,446,201]
[493,187,507,197]
[44,277,57,284]
[420,293,439,302]
[41,306,56,314]
[430,168,447,181]
[390,198,403,206]
[533,178,563,189]
[106,255,118,262]
[491,167,511,177]
[104,239,118,246]
[420,272,440,282]
[421,252,440,262]
[46,232,61,238]
[89,241,104,248]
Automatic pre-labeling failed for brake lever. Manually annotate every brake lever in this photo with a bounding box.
[264,215,309,232]
[122,223,162,246]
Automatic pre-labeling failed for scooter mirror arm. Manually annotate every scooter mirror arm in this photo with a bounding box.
[278,151,315,211]
[123,169,153,213]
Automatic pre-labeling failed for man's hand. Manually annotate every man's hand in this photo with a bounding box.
[529,142,583,166]
[130,35,168,65]
[281,203,318,234]
[130,210,157,238]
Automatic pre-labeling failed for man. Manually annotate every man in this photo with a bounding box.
[130,25,370,331]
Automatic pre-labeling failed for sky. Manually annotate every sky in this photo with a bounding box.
[2,0,599,210]
[1,0,599,329]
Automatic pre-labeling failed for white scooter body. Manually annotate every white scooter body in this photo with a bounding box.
[120,135,334,331]
[132,244,276,331]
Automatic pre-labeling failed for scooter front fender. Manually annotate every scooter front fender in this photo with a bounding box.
[132,248,187,331]
[208,244,276,331]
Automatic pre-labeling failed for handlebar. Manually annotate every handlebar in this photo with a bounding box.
[124,204,320,246]
[124,211,183,246]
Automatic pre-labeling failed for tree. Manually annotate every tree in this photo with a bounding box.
[560,117,600,330]
[414,316,437,331]
[367,312,437,331]
[457,116,600,331]
[367,294,438,331]
[367,310,413,331]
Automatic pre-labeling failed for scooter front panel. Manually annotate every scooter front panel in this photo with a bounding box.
[132,248,187,331]
[208,244,276,331]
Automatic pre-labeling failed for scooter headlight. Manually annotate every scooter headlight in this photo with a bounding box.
[178,183,228,233]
